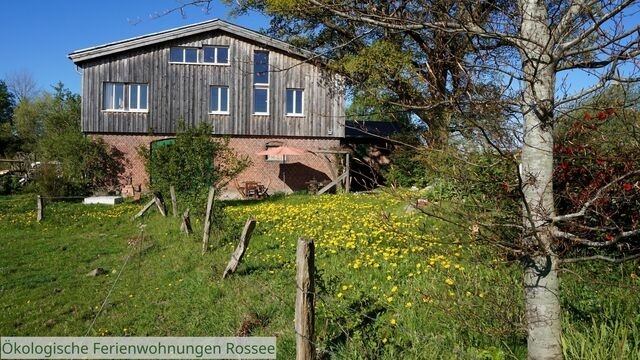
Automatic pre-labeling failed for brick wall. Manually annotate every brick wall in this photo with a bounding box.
[97,134,341,198]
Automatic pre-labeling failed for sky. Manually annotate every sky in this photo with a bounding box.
[0,0,269,95]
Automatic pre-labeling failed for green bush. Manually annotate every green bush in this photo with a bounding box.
[140,122,250,216]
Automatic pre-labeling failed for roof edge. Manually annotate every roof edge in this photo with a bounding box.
[68,19,319,64]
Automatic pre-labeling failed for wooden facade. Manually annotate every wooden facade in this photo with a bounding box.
[69,20,345,138]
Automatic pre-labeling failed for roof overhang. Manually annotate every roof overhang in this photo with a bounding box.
[68,19,320,65]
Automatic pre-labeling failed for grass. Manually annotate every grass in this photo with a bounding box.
[0,191,638,359]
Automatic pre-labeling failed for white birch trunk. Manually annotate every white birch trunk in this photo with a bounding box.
[519,1,563,359]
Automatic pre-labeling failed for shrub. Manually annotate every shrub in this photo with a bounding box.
[554,109,640,248]
[140,122,250,216]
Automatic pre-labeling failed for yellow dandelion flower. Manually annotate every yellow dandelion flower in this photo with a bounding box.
[382,338,387,344]
[405,302,413,308]
[445,278,454,286]
[386,296,394,303]
[389,318,397,325]
[391,286,398,293]
[342,285,348,291]
[336,292,343,298]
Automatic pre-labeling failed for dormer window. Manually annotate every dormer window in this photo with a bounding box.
[203,46,229,64]
[170,47,198,63]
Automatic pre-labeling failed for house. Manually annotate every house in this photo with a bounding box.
[68,19,345,197]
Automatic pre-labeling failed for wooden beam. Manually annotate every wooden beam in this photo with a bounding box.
[153,192,167,217]
[295,237,315,360]
[202,186,216,254]
[36,196,44,222]
[317,172,348,195]
[180,208,192,235]
[134,199,156,219]
[222,217,257,279]
[170,186,178,217]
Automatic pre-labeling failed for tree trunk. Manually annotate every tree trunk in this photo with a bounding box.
[519,1,563,358]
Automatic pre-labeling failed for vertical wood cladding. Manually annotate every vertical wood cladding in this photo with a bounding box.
[80,32,344,137]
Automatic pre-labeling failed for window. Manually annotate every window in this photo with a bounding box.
[129,84,148,111]
[209,86,229,113]
[170,47,198,63]
[203,46,229,64]
[102,82,148,112]
[103,83,124,110]
[253,51,269,84]
[286,89,304,116]
[253,86,269,114]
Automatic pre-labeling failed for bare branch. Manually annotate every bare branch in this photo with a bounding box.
[552,170,640,223]
[561,253,640,264]
[555,0,637,56]
[553,228,640,247]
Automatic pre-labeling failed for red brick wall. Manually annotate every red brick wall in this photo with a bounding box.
[97,134,341,198]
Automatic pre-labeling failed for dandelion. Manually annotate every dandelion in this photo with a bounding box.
[445,278,454,286]
[342,285,348,291]
[386,296,394,303]
[405,302,413,308]
[382,338,388,344]
[389,318,397,325]
[336,292,343,298]
[391,286,398,293]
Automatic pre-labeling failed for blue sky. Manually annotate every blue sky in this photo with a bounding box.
[0,0,269,94]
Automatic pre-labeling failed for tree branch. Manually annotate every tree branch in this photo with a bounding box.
[552,170,640,223]
[553,228,640,247]
[561,252,640,264]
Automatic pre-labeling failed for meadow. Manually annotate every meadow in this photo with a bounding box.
[0,191,638,359]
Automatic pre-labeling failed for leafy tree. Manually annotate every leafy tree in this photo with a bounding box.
[15,82,125,196]
[0,80,19,157]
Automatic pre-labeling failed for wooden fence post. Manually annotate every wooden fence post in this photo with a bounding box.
[202,186,216,254]
[222,217,257,278]
[170,186,178,217]
[295,237,315,360]
[180,208,192,235]
[37,195,44,222]
[134,199,156,219]
[153,192,167,217]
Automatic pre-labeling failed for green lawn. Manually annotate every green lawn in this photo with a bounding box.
[0,192,638,359]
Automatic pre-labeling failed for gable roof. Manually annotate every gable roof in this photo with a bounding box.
[68,19,318,64]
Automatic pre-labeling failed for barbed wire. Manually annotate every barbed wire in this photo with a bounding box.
[84,226,146,336]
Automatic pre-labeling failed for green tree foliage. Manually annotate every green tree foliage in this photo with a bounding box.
[0,80,14,125]
[0,80,19,157]
[14,83,125,196]
[226,0,512,149]
[140,122,250,215]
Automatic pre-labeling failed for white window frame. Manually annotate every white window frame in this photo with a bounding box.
[129,83,148,112]
[203,46,230,65]
[253,86,269,115]
[169,47,199,63]
[103,83,125,111]
[253,50,270,85]
[102,82,149,113]
[209,86,229,114]
[286,89,304,116]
